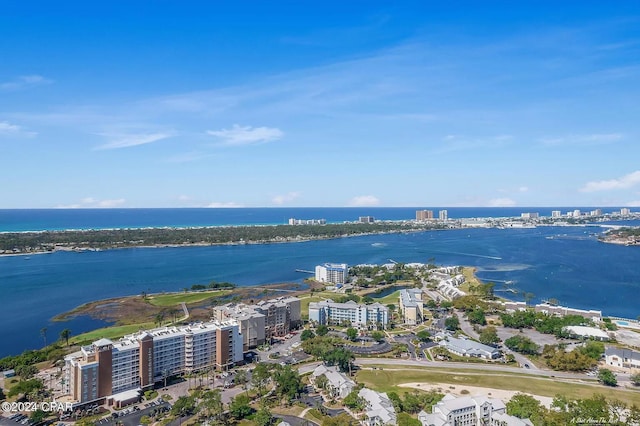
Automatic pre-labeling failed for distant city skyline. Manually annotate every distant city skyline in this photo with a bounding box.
[1,2,640,208]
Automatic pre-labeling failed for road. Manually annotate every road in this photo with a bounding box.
[455,311,538,370]
[354,358,635,388]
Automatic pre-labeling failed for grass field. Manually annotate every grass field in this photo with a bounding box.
[299,291,339,317]
[459,267,480,293]
[71,322,155,344]
[356,366,640,406]
[148,290,231,307]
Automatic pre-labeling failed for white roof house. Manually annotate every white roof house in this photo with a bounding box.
[563,326,610,341]
[418,394,533,426]
[439,335,501,359]
[311,365,356,400]
[358,387,397,426]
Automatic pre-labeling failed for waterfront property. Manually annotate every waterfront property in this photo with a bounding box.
[418,394,533,426]
[563,326,610,341]
[212,296,301,349]
[358,387,397,426]
[605,346,640,372]
[399,288,424,325]
[534,303,602,323]
[436,334,501,359]
[310,364,356,400]
[308,300,389,329]
[64,321,243,406]
[315,262,349,284]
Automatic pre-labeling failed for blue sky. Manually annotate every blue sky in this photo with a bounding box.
[1,1,639,208]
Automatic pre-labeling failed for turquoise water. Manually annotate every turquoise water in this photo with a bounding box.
[616,321,629,326]
[2,224,640,357]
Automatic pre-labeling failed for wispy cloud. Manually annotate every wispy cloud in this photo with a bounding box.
[206,201,244,208]
[580,170,640,192]
[347,195,380,207]
[540,133,623,146]
[518,186,529,193]
[0,75,52,91]
[164,151,212,163]
[0,120,37,137]
[207,124,283,146]
[436,134,512,153]
[95,132,173,150]
[272,191,301,205]
[56,197,126,208]
[487,197,516,207]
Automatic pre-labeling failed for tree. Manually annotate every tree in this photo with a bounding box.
[598,368,617,387]
[467,308,487,326]
[506,393,544,420]
[504,335,538,355]
[397,412,422,426]
[371,330,385,342]
[316,324,329,336]
[631,373,640,386]
[346,327,358,341]
[343,389,365,410]
[229,394,253,420]
[171,395,196,417]
[60,329,71,346]
[40,327,47,348]
[416,330,431,342]
[199,389,224,422]
[315,374,328,391]
[234,368,248,390]
[300,329,315,341]
[251,363,272,396]
[478,326,500,346]
[273,365,303,402]
[325,348,355,374]
[154,311,166,327]
[444,316,459,331]
[253,403,273,426]
[15,364,38,381]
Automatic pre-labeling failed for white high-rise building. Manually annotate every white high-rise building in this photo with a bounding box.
[315,263,348,284]
[308,300,389,328]
[438,210,448,221]
[621,208,631,216]
[551,210,562,218]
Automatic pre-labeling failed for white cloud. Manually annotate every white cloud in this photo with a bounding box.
[272,192,301,205]
[0,120,37,137]
[95,132,173,150]
[207,124,283,146]
[540,133,623,146]
[518,186,529,192]
[347,195,380,207]
[580,171,640,192]
[206,202,243,208]
[487,197,516,207]
[56,197,126,208]
[0,74,53,91]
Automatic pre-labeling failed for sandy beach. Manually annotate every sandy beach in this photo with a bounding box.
[399,382,554,408]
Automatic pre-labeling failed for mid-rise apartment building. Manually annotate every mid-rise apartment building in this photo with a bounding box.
[308,300,389,329]
[315,263,349,284]
[64,321,243,406]
[213,296,301,349]
[399,288,424,324]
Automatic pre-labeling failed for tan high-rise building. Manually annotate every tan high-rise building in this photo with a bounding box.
[64,321,243,407]
[416,210,434,221]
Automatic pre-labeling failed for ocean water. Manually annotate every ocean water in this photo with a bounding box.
[0,209,639,358]
[0,206,628,232]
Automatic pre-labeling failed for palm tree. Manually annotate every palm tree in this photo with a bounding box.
[60,329,71,346]
[40,327,48,348]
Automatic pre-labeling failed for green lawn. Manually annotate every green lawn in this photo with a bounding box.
[148,290,231,307]
[299,291,339,317]
[356,366,640,406]
[71,322,155,345]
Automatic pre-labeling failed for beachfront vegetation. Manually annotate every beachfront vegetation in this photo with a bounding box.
[500,311,589,337]
[0,222,442,254]
[504,335,539,355]
[387,389,443,414]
